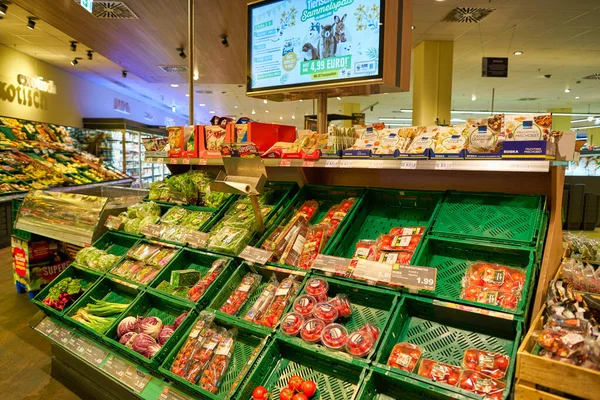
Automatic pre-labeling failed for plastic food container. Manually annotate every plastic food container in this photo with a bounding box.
[330,294,352,318]
[345,328,375,357]
[462,348,509,379]
[417,358,460,386]
[280,312,305,337]
[305,278,329,302]
[313,301,339,324]
[387,342,422,372]
[300,318,325,343]
[321,323,348,349]
[293,294,317,317]
[458,369,506,399]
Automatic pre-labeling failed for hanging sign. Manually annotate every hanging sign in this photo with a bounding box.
[482,57,508,78]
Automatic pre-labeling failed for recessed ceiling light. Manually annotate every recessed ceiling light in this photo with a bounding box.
[411,26,415,30]
[209,110,215,114]
[513,51,523,56]
[299,99,303,102]
[292,115,296,119]
[575,96,580,99]
[336,96,342,100]
[564,88,571,93]
[185,94,189,97]
[263,99,268,104]
[170,84,179,88]
[471,95,477,101]
[70,57,81,66]
[252,110,256,115]
[0,3,8,15]
[193,73,199,81]
[279,116,283,120]
[234,105,238,109]
[265,110,269,113]
[199,103,206,107]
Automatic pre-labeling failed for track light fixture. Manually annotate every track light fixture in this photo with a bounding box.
[27,17,37,30]
[122,70,127,78]
[71,57,81,66]
[0,3,8,16]
[70,41,78,51]
[87,50,94,60]
[176,47,186,59]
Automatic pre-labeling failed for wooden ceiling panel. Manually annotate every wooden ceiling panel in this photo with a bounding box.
[11,0,247,84]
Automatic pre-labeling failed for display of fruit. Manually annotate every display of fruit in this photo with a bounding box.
[417,359,460,386]
[329,294,352,318]
[219,273,261,316]
[312,301,338,324]
[458,369,506,399]
[346,328,375,357]
[321,323,348,349]
[260,277,298,328]
[461,262,525,310]
[252,386,269,400]
[300,318,325,343]
[280,312,305,336]
[305,278,328,302]
[387,342,422,372]
[268,376,318,400]
[293,294,317,317]
[463,348,509,379]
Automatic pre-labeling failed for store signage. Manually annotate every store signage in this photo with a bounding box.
[311,254,350,275]
[17,74,57,94]
[352,113,365,125]
[80,0,94,13]
[390,264,436,291]
[159,387,193,400]
[144,112,154,121]
[185,231,209,249]
[482,57,508,78]
[35,317,57,336]
[1,75,50,110]
[239,245,273,265]
[114,98,131,114]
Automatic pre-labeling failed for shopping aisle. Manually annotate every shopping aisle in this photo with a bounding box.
[0,247,80,400]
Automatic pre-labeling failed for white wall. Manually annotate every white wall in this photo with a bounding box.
[0,45,186,128]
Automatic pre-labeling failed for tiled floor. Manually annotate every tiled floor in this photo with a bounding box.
[0,247,80,400]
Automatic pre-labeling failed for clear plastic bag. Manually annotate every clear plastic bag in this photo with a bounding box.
[260,276,298,328]
[387,342,422,372]
[219,273,262,316]
[458,369,506,399]
[199,329,237,393]
[243,275,279,323]
[187,259,228,302]
[462,348,509,379]
[170,312,215,376]
[417,358,460,386]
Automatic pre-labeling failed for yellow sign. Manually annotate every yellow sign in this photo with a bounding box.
[282,52,297,72]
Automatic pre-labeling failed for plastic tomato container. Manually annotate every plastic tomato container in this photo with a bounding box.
[345,328,375,357]
[458,369,506,399]
[321,323,348,350]
[313,301,339,324]
[293,294,317,317]
[300,318,325,343]
[330,294,352,318]
[305,278,329,302]
[462,348,510,379]
[387,342,422,372]
[280,312,305,337]
[417,358,460,386]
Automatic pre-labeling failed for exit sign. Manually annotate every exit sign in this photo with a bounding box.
[80,0,93,13]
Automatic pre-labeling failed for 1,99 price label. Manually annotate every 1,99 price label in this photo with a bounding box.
[390,265,437,291]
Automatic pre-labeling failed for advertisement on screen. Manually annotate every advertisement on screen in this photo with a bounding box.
[248,0,383,92]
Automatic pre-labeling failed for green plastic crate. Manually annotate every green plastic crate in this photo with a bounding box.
[535,210,549,267]
[32,264,102,319]
[148,248,234,308]
[237,337,366,400]
[411,235,535,318]
[255,184,366,270]
[278,275,398,366]
[63,276,141,339]
[207,262,309,335]
[159,312,270,400]
[72,231,141,273]
[372,295,522,400]
[326,188,444,260]
[102,290,195,369]
[430,191,545,246]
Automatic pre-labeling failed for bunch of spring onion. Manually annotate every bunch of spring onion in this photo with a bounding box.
[72,298,130,333]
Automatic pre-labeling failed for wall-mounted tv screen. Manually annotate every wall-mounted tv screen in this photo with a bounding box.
[248,0,384,93]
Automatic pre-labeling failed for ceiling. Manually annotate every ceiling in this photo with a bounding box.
[2,0,600,129]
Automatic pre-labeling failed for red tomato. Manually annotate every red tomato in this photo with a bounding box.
[499,280,515,292]
[459,377,474,391]
[511,271,525,287]
[300,380,317,397]
[280,388,295,400]
[463,286,480,301]
[464,349,477,362]
[288,376,304,391]
[494,356,509,371]
[292,394,308,400]
[447,373,458,386]
[252,386,269,400]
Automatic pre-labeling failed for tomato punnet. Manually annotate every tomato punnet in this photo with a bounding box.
[300,380,317,397]
[458,369,506,397]
[305,278,328,302]
[329,294,352,318]
[321,323,349,349]
[313,302,339,324]
[387,342,422,372]
[280,312,305,337]
[288,376,304,391]
[300,319,325,343]
[280,387,295,400]
[293,295,317,317]
[357,323,379,341]
[346,329,375,357]
[252,386,269,400]
[417,359,461,386]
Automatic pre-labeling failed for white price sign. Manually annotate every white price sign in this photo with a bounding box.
[401,160,417,169]
[239,246,273,265]
[435,160,453,170]
[325,160,339,168]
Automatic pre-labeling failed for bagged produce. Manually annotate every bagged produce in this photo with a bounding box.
[243,275,279,323]
[199,329,237,393]
[387,342,422,372]
[458,369,506,399]
[185,327,227,383]
[220,273,262,316]
[187,259,228,302]
[260,276,298,328]
[417,358,460,386]
[462,348,509,379]
[170,312,215,376]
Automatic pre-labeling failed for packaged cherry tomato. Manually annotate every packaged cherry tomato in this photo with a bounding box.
[199,329,237,394]
[330,294,352,318]
[458,369,506,399]
[417,359,461,386]
[305,277,329,301]
[313,301,339,324]
[534,328,586,358]
[357,323,380,341]
[187,259,228,302]
[243,275,279,324]
[461,286,520,310]
[184,327,227,384]
[464,262,526,292]
[387,342,422,372]
[280,312,305,336]
[274,216,310,258]
[462,349,510,379]
[378,234,423,252]
[301,318,325,343]
[170,312,215,377]
[281,219,309,267]
[321,323,348,349]
[260,276,298,328]
[297,224,330,270]
[293,294,317,317]
[352,240,378,261]
[220,273,262,316]
[346,328,375,357]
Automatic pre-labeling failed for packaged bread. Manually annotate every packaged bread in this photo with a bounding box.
[505,114,552,141]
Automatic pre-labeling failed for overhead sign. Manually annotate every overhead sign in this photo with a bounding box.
[17,74,57,94]
[80,0,93,13]
[114,98,131,114]
[248,0,383,92]
[482,57,508,78]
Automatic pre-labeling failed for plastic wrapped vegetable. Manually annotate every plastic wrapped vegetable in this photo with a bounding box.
[146,247,178,268]
[204,188,230,209]
[260,276,298,328]
[97,254,121,271]
[123,218,142,234]
[187,259,228,302]
[170,312,215,376]
[330,294,352,318]
[185,327,227,384]
[127,243,160,261]
[83,248,105,269]
[463,349,509,379]
[387,342,422,372]
[220,273,262,316]
[180,210,212,229]
[199,329,237,393]
[75,247,94,265]
[321,323,348,349]
[458,370,506,399]
[243,275,279,323]
[297,224,329,270]
[534,328,586,358]
[160,206,189,225]
[207,226,252,255]
[417,359,460,386]
[280,312,305,336]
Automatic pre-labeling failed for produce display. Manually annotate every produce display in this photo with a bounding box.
[387,342,422,372]
[243,275,279,323]
[41,277,86,311]
[458,370,506,399]
[74,246,121,272]
[148,170,230,208]
[159,206,212,237]
[71,298,130,333]
[560,258,600,294]
[460,262,525,310]
[117,201,162,235]
[564,232,600,262]
[187,259,229,302]
[251,375,317,400]
[220,273,262,316]
[114,311,188,359]
[110,243,178,285]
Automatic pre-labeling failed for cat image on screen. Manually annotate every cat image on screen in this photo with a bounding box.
[320,24,336,58]
[302,43,320,61]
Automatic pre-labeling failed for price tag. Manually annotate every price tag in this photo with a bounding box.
[35,317,58,336]
[49,149,55,154]
[340,159,355,168]
[50,325,73,345]
[390,265,437,291]
[159,386,193,400]
[302,160,315,167]
[325,159,339,168]
[182,158,190,165]
[102,355,131,380]
[353,259,392,284]
[66,335,90,356]
[140,223,163,239]
[369,160,384,169]
[169,158,177,164]
[432,300,514,320]
[279,159,292,167]
[121,365,151,393]
[158,158,166,164]
[311,255,351,275]
[34,149,40,154]
[401,160,417,169]
[435,160,453,170]
[239,246,273,265]
[104,215,123,231]
[198,158,208,165]
[184,231,209,248]
[82,341,108,366]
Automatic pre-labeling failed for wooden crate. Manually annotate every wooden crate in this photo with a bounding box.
[515,380,570,400]
[516,307,600,400]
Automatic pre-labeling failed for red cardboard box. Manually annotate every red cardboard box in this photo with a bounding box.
[229,122,296,152]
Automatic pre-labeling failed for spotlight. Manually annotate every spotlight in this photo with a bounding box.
[87,50,94,60]
[220,34,229,47]
[564,88,571,93]
[263,99,268,104]
[176,47,186,59]
[27,17,36,30]
[70,41,78,51]
[513,51,523,56]
[193,73,199,81]
[71,57,81,66]
[122,70,127,78]
[0,3,8,16]
[471,95,477,101]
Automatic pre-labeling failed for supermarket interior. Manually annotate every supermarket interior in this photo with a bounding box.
[1,0,599,399]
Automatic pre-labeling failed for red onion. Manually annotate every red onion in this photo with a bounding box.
[140,316,163,339]
[158,325,174,345]
[131,333,157,357]
[117,316,139,338]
